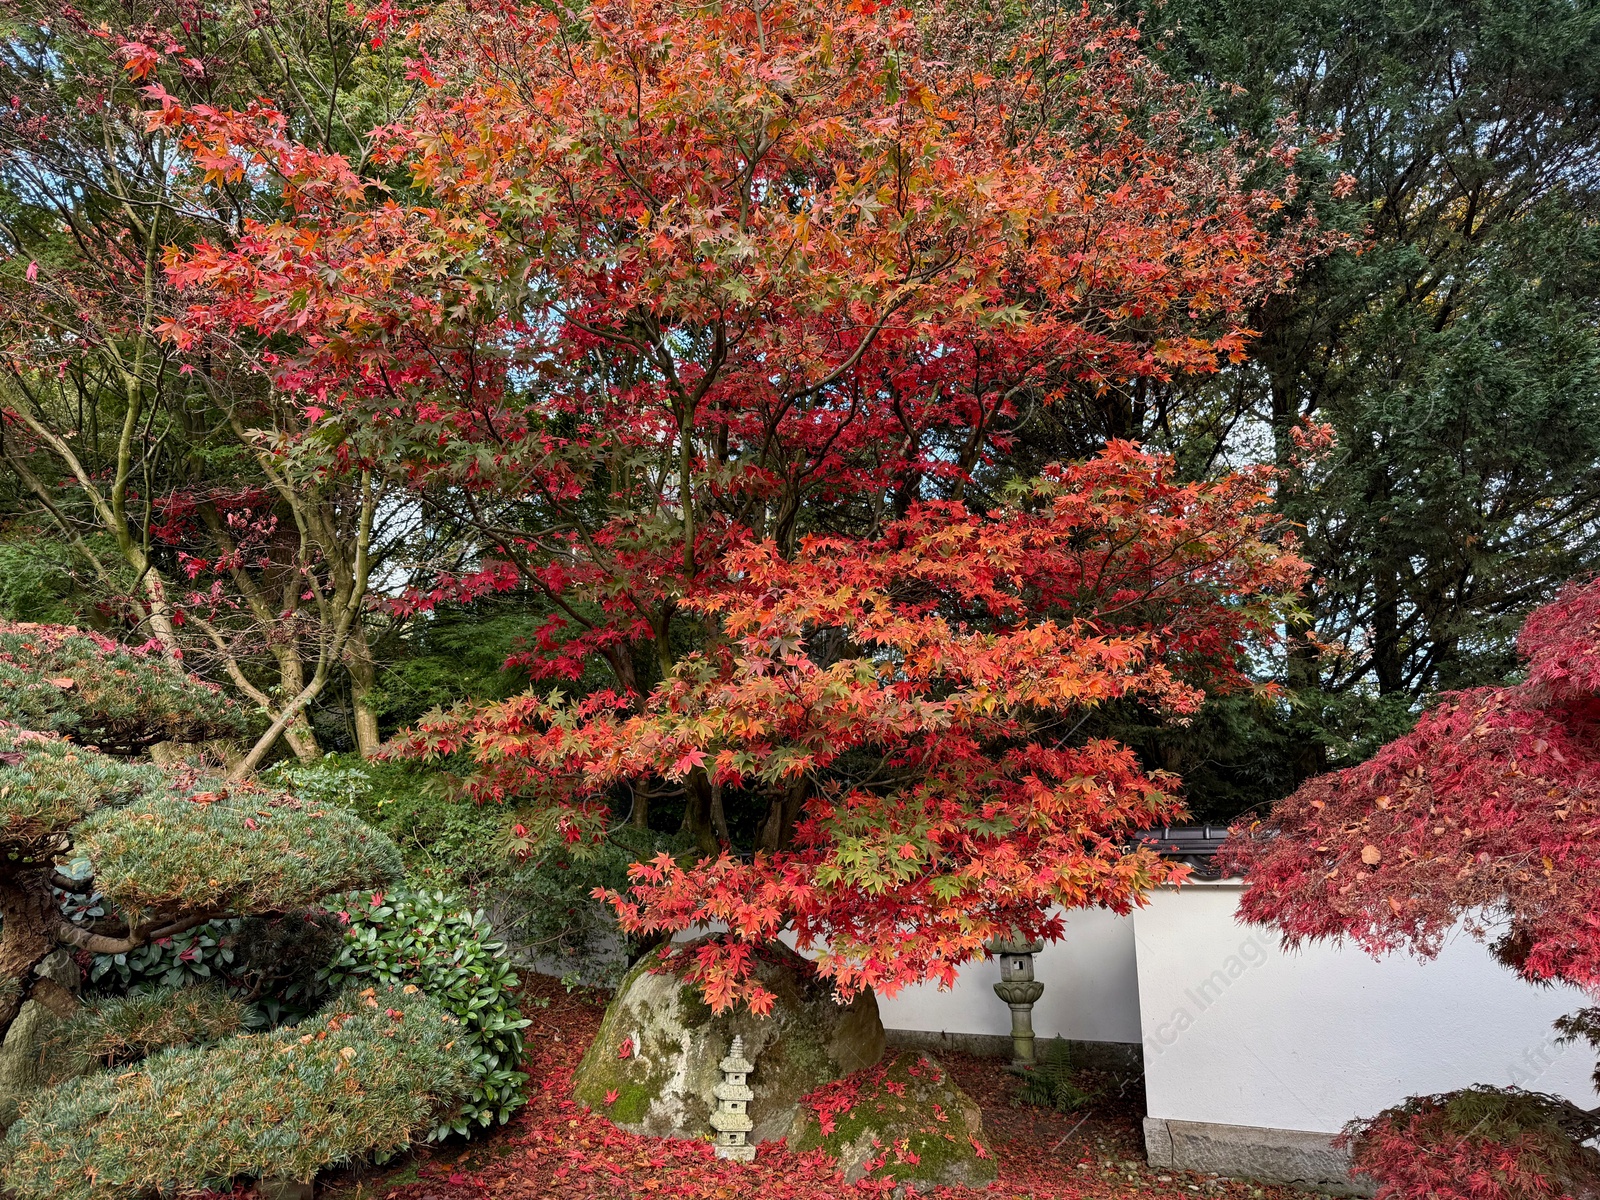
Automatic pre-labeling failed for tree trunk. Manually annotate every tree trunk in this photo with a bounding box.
[1270,375,1328,787]
[138,569,183,656]
[0,872,69,1042]
[345,625,382,759]
[680,772,718,855]
[709,780,732,848]
[274,649,321,763]
[757,777,808,853]
[1373,563,1404,695]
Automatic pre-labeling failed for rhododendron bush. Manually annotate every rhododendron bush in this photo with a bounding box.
[142,0,1319,1011]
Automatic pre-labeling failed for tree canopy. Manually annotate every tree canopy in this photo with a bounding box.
[131,0,1317,1009]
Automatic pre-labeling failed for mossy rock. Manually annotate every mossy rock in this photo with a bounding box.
[0,1002,82,1128]
[0,953,90,1127]
[572,939,884,1143]
[787,1051,998,1192]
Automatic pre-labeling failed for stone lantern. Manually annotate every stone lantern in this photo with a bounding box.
[989,935,1045,1066]
[710,1035,757,1161]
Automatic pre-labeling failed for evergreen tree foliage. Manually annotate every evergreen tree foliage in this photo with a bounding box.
[1112,0,1600,810]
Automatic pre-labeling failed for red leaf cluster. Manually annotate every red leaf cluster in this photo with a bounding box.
[1341,1088,1600,1200]
[396,447,1302,1012]
[144,0,1324,689]
[1225,576,1600,992]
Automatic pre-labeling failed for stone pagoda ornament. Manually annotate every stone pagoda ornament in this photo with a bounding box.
[988,935,1045,1066]
[710,1035,757,1161]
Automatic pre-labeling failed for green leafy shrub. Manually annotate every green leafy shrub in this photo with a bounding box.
[266,754,648,976]
[42,986,246,1079]
[86,915,342,1022]
[0,984,475,1200]
[363,608,568,731]
[86,922,233,995]
[322,889,530,1135]
[1013,1040,1094,1112]
[494,835,650,972]
[0,538,83,625]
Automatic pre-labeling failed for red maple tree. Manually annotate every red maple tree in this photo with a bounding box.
[1225,575,1600,994]
[1226,578,1600,1196]
[401,447,1305,1010]
[136,0,1320,1009]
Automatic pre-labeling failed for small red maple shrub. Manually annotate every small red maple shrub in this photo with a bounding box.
[1227,577,1600,1197]
[1340,1088,1600,1200]
[1224,575,1600,992]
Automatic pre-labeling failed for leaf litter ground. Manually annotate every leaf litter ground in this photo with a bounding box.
[312,976,1314,1200]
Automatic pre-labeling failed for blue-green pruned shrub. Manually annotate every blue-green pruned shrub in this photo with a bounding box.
[0,621,251,755]
[322,889,530,1135]
[0,984,474,1200]
[76,791,403,923]
[42,985,247,1079]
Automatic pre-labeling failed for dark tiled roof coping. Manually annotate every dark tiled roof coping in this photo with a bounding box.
[1132,825,1230,879]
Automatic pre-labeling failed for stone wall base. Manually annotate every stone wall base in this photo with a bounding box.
[883,1029,1142,1075]
[1143,1118,1374,1196]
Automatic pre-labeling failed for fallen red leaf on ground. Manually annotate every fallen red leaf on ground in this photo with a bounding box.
[308,976,1316,1200]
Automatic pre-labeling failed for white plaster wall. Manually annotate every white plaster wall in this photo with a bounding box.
[1134,881,1600,1134]
[876,906,1143,1044]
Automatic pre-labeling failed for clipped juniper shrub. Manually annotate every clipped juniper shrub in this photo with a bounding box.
[321,889,532,1135]
[43,985,247,1078]
[0,626,480,1195]
[0,621,251,754]
[0,984,474,1200]
[1341,1086,1600,1200]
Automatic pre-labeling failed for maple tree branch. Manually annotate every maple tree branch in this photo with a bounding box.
[785,298,910,403]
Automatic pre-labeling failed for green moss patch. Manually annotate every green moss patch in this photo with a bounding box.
[788,1051,998,1192]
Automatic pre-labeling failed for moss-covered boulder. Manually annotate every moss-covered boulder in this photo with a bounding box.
[787,1051,998,1192]
[0,953,88,1127]
[572,939,884,1143]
